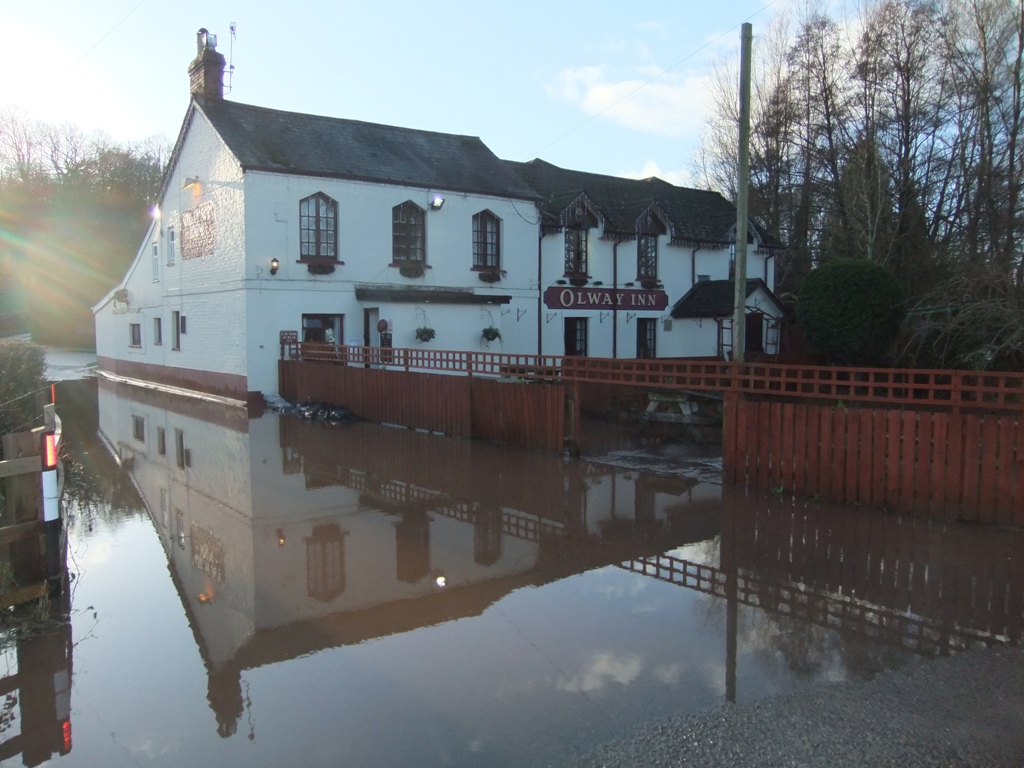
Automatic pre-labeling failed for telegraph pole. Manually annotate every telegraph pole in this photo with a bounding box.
[731,23,753,363]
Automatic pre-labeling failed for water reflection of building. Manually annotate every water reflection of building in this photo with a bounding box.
[96,379,721,737]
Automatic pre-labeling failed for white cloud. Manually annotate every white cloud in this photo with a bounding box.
[557,652,642,693]
[652,662,686,684]
[619,160,694,187]
[546,65,712,139]
[636,21,667,34]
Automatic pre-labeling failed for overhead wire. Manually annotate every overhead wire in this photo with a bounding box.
[70,0,150,69]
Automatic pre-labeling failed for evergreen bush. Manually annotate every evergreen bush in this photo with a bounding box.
[797,258,905,366]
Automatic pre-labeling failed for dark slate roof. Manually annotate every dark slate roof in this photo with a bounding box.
[197,100,539,200]
[504,158,781,247]
[671,278,778,318]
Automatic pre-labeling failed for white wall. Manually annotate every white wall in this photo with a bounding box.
[239,172,540,392]
[95,108,249,380]
[537,220,770,359]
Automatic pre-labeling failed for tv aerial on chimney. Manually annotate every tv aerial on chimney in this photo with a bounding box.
[226,22,237,93]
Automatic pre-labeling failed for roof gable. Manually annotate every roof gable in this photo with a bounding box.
[505,158,782,247]
[670,278,782,319]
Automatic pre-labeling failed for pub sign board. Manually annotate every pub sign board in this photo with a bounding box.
[543,286,669,311]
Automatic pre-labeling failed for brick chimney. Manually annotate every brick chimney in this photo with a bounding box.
[188,28,225,104]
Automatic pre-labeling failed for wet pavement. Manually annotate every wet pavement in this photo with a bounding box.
[0,378,1021,767]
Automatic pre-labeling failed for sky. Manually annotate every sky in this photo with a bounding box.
[1,0,782,186]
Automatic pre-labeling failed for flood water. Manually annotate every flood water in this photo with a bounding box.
[2,377,1021,767]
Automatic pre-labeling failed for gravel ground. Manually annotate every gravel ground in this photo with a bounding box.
[570,646,1024,768]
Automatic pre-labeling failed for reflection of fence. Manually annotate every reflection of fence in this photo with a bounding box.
[620,552,1000,655]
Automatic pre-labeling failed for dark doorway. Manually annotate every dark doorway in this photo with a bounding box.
[745,312,764,354]
[564,317,588,357]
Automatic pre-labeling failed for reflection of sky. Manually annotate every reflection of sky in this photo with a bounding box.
[58,511,881,768]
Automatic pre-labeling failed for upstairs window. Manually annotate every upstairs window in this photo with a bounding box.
[564,228,588,276]
[166,226,176,265]
[638,235,658,279]
[299,193,338,259]
[472,210,501,269]
[129,323,142,348]
[151,241,160,281]
[392,201,426,263]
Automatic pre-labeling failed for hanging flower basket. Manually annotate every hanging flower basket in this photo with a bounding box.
[481,326,501,343]
[477,270,501,283]
[399,264,425,278]
[415,327,436,343]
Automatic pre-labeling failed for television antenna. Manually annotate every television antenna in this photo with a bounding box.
[227,22,237,93]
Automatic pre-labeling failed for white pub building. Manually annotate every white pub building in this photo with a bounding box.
[94,29,784,406]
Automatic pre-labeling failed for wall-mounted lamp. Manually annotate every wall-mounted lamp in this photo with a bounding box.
[270,258,280,276]
[434,572,447,588]
[182,177,200,189]
[151,205,161,219]
[276,528,285,546]
[430,195,445,211]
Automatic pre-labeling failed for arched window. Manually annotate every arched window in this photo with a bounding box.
[472,210,501,269]
[299,193,337,259]
[392,201,426,263]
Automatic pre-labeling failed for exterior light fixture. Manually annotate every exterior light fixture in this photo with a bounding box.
[151,205,161,219]
[434,573,447,588]
[430,195,445,211]
[182,177,200,189]
[276,528,286,546]
[270,258,280,276]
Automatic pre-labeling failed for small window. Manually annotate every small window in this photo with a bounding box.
[472,210,501,269]
[299,193,338,259]
[697,274,710,283]
[132,415,145,443]
[180,316,187,335]
[152,242,160,282]
[302,314,343,343]
[129,323,142,348]
[166,227,176,265]
[172,311,181,351]
[392,201,426,263]
[638,235,658,279]
[153,317,162,346]
[637,317,657,358]
[564,229,588,276]
[157,427,166,456]
[564,317,588,357]
[175,428,186,469]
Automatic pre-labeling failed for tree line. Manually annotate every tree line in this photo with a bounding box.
[695,0,1024,369]
[0,107,167,347]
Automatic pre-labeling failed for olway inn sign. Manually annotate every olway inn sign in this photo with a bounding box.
[543,286,669,311]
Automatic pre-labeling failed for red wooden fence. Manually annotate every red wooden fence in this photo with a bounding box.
[284,342,1024,412]
[279,360,564,453]
[723,398,1024,525]
[280,341,1024,524]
